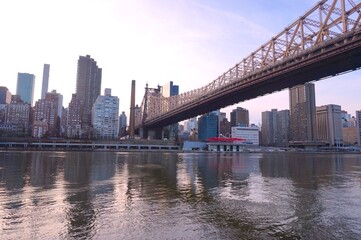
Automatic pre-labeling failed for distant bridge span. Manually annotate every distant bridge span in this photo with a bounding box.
[136,0,361,130]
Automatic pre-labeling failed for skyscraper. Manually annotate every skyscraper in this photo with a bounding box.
[41,64,50,99]
[0,86,11,104]
[76,55,102,135]
[261,109,277,146]
[276,110,290,146]
[92,88,119,139]
[289,83,316,142]
[356,110,361,146]
[261,109,290,146]
[161,81,179,98]
[230,107,249,127]
[32,90,63,137]
[198,111,219,141]
[119,111,127,137]
[67,94,83,138]
[16,73,35,106]
[316,104,343,146]
[219,112,231,137]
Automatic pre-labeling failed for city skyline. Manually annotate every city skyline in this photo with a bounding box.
[1,0,360,124]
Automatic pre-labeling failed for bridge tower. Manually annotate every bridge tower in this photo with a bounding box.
[139,84,164,139]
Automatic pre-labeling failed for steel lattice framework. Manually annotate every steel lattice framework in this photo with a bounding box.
[136,0,361,129]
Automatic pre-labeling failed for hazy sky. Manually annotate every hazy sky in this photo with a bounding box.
[0,0,360,124]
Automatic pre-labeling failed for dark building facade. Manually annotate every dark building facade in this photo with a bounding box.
[76,55,102,137]
[261,109,290,146]
[0,86,12,104]
[67,94,83,138]
[219,112,231,137]
[230,107,249,127]
[289,83,316,143]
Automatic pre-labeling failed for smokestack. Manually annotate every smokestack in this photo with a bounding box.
[129,80,136,138]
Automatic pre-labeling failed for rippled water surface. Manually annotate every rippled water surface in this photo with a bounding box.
[1,151,361,239]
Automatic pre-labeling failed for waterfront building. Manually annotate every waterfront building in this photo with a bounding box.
[46,90,63,115]
[316,104,343,146]
[231,126,259,145]
[41,64,50,99]
[4,95,31,136]
[32,120,48,138]
[276,110,290,146]
[33,98,57,138]
[342,110,357,145]
[230,107,249,127]
[357,111,361,146]
[0,86,11,104]
[67,94,83,138]
[16,73,35,106]
[160,81,179,140]
[198,111,219,141]
[261,109,290,146]
[92,88,119,139]
[289,83,316,143]
[343,126,358,145]
[119,111,127,137]
[261,109,277,146]
[76,55,102,136]
[219,112,231,137]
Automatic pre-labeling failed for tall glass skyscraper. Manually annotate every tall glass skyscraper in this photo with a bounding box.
[76,55,102,134]
[16,73,35,106]
[198,111,219,141]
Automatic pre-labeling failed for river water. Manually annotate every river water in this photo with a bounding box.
[0,151,361,239]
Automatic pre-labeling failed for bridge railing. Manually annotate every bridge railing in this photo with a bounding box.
[140,0,361,124]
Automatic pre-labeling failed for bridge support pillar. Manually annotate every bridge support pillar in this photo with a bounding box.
[139,127,147,139]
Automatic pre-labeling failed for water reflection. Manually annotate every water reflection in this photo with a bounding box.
[0,151,361,239]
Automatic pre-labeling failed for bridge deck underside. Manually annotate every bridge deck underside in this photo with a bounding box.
[144,32,361,128]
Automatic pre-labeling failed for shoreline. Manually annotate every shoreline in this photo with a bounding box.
[1,147,360,154]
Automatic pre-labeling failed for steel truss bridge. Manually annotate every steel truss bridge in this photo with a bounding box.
[136,0,361,130]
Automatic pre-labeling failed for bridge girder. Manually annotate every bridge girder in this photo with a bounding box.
[135,0,361,129]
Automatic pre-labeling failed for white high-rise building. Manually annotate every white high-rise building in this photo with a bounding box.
[92,89,119,139]
[231,126,259,145]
